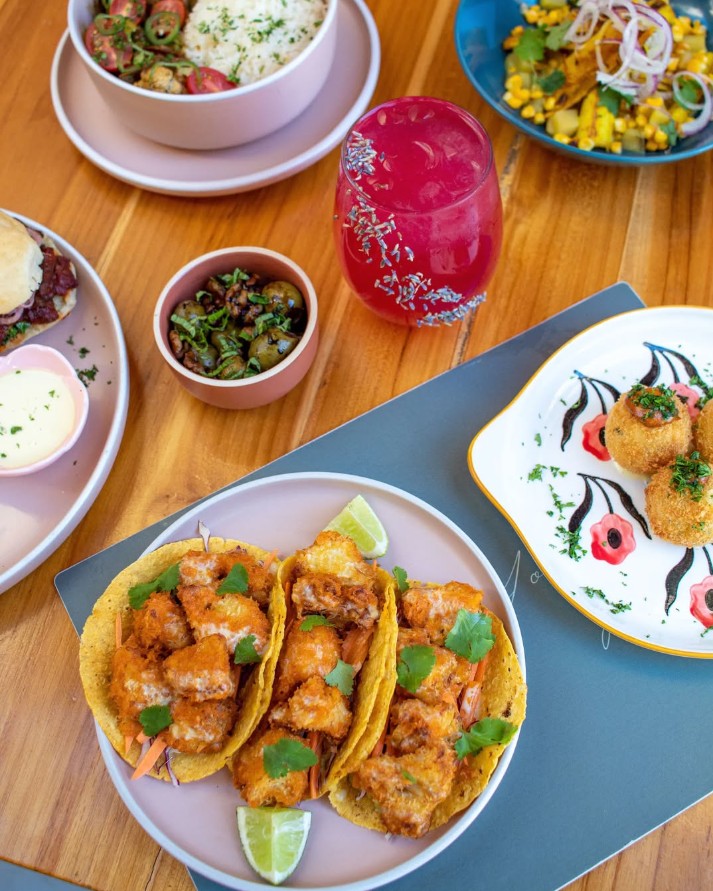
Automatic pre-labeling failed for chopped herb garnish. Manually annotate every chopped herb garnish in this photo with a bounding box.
[455,718,517,759]
[128,562,180,609]
[234,634,262,664]
[579,586,632,615]
[325,659,355,696]
[396,645,436,694]
[669,451,711,501]
[217,562,249,594]
[514,27,546,62]
[445,610,495,664]
[263,737,318,778]
[139,704,172,737]
[626,383,678,421]
[300,615,333,631]
[392,566,409,592]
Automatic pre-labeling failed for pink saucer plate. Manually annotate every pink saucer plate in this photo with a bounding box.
[49,0,380,197]
[96,471,526,891]
[0,344,90,476]
[0,210,128,595]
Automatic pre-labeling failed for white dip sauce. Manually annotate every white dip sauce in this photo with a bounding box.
[0,368,76,470]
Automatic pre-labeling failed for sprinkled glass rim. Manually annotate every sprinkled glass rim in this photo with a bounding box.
[339,95,495,214]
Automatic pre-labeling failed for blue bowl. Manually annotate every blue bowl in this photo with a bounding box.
[454,0,713,165]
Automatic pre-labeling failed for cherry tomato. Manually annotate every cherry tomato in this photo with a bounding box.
[84,22,133,72]
[151,0,186,25]
[186,66,236,94]
[108,0,146,22]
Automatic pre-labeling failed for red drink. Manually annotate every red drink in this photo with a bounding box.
[333,96,502,327]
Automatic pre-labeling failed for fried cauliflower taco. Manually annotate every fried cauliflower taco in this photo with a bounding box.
[329,576,527,838]
[231,531,398,807]
[79,536,286,783]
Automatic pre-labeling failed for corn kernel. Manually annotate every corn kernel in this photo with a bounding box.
[614,117,627,133]
[671,24,684,42]
[654,128,669,145]
[635,113,649,127]
[645,96,664,107]
[504,92,525,110]
[505,74,523,91]
[611,141,623,154]
[531,88,544,100]
[534,112,545,125]
[578,136,595,151]
[643,123,655,138]
[544,96,556,111]
[553,134,571,145]
[671,106,690,123]
[521,104,536,119]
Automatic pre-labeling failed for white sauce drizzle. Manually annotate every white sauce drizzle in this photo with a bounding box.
[0,368,76,469]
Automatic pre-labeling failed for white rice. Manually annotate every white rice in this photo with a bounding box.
[182,0,329,86]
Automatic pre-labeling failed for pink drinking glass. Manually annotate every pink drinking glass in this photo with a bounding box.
[333,96,503,327]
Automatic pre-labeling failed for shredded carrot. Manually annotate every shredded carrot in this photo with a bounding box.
[136,731,149,745]
[370,724,388,758]
[124,735,134,756]
[308,731,322,799]
[131,736,167,781]
[459,653,491,729]
[341,627,374,672]
[115,612,122,650]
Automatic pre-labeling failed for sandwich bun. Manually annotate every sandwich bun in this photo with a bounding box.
[0,210,78,352]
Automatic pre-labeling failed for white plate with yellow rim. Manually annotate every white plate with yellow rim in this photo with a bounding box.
[468,306,713,658]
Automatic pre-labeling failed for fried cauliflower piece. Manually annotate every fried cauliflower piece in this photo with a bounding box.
[165,697,238,754]
[176,584,271,657]
[388,698,461,755]
[695,400,713,465]
[272,622,342,702]
[232,727,310,808]
[645,455,713,547]
[293,531,375,584]
[351,743,458,838]
[605,389,692,475]
[179,547,275,605]
[400,581,483,645]
[163,633,236,702]
[136,64,186,93]
[269,675,352,742]
[132,590,193,654]
[109,636,173,737]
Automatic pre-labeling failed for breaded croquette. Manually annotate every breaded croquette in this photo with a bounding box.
[694,400,713,465]
[644,452,713,547]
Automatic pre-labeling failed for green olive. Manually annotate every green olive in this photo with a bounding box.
[248,328,301,371]
[217,355,247,380]
[262,281,305,317]
[172,300,206,322]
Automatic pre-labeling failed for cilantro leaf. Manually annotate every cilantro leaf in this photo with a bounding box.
[445,610,495,664]
[514,27,546,63]
[392,566,410,593]
[300,615,333,631]
[537,69,565,95]
[454,718,517,760]
[545,21,571,51]
[660,119,678,147]
[396,645,436,694]
[325,659,355,696]
[128,563,180,609]
[598,86,632,116]
[263,737,318,779]
[217,562,249,595]
[139,704,172,737]
[234,634,262,665]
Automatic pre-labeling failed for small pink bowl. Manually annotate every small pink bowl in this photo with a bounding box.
[153,247,319,409]
[0,344,90,476]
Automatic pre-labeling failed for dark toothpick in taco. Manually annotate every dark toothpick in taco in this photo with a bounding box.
[231,531,397,806]
[329,576,527,838]
[79,536,285,783]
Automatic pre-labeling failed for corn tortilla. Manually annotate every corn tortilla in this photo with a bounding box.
[79,537,286,783]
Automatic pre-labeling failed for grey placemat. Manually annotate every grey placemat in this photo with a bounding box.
[44,282,713,891]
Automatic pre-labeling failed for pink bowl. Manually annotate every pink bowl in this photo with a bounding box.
[0,344,90,476]
[153,247,319,409]
[66,0,338,150]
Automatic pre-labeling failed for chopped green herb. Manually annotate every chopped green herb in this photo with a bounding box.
[514,27,546,62]
[445,610,495,664]
[392,566,410,592]
[455,718,517,759]
[396,645,436,694]
[537,68,565,94]
[128,563,180,609]
[263,737,318,779]
[217,563,249,594]
[325,659,355,696]
[627,383,678,421]
[139,704,172,737]
[401,769,418,784]
[545,21,571,51]
[669,451,711,501]
[300,615,333,631]
[579,586,632,615]
[234,634,262,665]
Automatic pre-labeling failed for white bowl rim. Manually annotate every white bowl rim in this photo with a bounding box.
[153,246,318,389]
[67,0,338,104]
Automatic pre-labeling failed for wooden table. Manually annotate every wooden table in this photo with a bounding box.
[0,1,711,889]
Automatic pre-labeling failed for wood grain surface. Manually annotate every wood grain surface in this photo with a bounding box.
[0,1,711,890]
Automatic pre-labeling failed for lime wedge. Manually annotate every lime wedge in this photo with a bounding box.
[236,806,311,886]
[324,494,389,559]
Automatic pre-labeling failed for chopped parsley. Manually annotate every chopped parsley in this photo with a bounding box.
[579,586,632,615]
[669,451,711,501]
[626,383,678,421]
